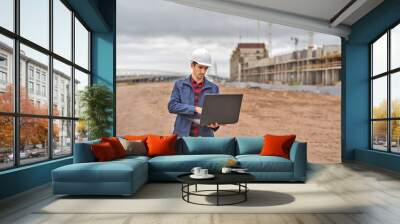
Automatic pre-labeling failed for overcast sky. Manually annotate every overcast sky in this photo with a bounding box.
[117,0,341,78]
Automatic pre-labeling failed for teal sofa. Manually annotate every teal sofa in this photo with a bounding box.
[52,137,307,196]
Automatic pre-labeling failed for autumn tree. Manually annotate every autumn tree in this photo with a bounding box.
[0,84,59,152]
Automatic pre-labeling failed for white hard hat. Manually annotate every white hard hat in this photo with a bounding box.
[189,48,212,67]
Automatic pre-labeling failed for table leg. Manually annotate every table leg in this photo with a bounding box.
[217,184,219,206]
[245,183,247,201]
[195,184,197,192]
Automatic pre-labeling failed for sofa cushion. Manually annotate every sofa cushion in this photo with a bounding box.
[235,136,263,155]
[147,135,178,157]
[148,154,235,172]
[91,142,118,161]
[260,134,296,159]
[236,155,293,172]
[52,159,147,183]
[119,138,147,156]
[178,137,236,155]
[101,137,127,158]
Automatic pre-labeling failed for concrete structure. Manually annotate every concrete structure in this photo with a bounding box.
[230,43,341,86]
[230,43,268,82]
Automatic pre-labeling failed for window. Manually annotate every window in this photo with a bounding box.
[20,0,49,49]
[35,70,41,81]
[41,73,46,82]
[53,0,72,60]
[0,34,13,113]
[36,83,40,95]
[0,0,14,31]
[29,67,34,80]
[20,117,49,165]
[74,69,89,118]
[0,116,13,170]
[53,59,72,116]
[0,71,6,85]
[42,85,46,97]
[370,23,400,154]
[0,55,7,67]
[75,17,89,70]
[0,0,91,170]
[53,119,72,158]
[28,81,34,94]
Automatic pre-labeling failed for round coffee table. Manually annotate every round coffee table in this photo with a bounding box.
[177,172,255,206]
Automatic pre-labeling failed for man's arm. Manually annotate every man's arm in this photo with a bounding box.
[168,82,196,115]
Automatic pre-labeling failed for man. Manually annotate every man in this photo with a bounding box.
[168,48,220,137]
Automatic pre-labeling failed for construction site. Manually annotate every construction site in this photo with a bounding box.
[230,33,341,86]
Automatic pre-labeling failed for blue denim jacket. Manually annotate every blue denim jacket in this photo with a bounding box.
[168,76,219,137]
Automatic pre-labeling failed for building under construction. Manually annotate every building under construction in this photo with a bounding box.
[230,43,341,86]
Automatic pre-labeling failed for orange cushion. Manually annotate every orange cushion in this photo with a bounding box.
[91,142,117,161]
[124,135,148,141]
[101,137,127,158]
[260,134,296,159]
[146,134,178,157]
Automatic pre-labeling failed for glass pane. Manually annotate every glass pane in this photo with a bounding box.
[0,0,14,31]
[20,0,49,49]
[372,121,388,151]
[0,116,14,170]
[0,34,14,112]
[391,72,400,118]
[53,0,72,60]
[74,18,89,70]
[74,69,89,118]
[392,24,400,70]
[20,117,49,165]
[372,76,387,119]
[53,119,72,157]
[75,120,88,143]
[391,120,400,153]
[53,59,72,117]
[372,33,387,76]
[20,44,49,115]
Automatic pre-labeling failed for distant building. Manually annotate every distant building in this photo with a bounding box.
[230,43,341,86]
[230,43,268,82]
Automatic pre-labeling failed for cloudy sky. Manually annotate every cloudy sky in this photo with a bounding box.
[117,0,341,78]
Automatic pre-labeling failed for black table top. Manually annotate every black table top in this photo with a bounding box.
[177,172,255,185]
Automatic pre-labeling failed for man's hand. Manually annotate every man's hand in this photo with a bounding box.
[195,106,202,114]
[207,122,220,129]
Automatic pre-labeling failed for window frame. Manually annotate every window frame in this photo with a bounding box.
[370,21,400,154]
[0,0,92,171]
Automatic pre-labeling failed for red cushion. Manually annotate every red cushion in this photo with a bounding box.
[260,134,296,159]
[101,137,127,158]
[91,142,117,161]
[146,134,177,157]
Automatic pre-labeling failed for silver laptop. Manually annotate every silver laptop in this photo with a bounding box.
[192,94,243,126]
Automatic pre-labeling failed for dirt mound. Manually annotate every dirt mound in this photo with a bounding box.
[117,82,340,163]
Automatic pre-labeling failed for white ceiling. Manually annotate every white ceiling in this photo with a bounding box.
[166,0,384,38]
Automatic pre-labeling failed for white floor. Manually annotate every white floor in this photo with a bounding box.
[1,162,400,224]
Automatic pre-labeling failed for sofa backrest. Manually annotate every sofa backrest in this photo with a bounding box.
[73,139,100,163]
[177,137,236,155]
[235,136,264,155]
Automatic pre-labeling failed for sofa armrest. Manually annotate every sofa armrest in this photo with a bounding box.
[73,141,98,163]
[289,141,307,181]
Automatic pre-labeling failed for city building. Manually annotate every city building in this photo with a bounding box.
[0,41,77,154]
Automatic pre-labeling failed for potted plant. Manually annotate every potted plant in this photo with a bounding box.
[79,84,113,140]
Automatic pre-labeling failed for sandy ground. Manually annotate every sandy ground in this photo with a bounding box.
[117,82,341,163]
